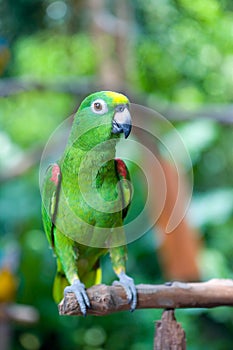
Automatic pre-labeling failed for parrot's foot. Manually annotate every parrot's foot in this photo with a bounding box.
[165,281,173,287]
[64,279,90,316]
[165,281,189,289]
[113,271,137,312]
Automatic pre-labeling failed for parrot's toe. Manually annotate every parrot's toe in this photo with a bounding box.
[165,281,173,287]
[64,279,90,316]
[113,271,137,312]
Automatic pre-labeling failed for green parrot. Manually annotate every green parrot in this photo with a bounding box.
[41,91,137,315]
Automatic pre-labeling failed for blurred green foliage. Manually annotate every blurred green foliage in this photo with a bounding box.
[0,0,233,349]
[13,34,96,79]
[134,0,233,103]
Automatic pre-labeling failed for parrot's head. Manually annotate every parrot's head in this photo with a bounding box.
[70,91,132,150]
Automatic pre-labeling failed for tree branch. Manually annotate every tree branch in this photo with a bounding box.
[0,303,39,324]
[154,310,186,350]
[58,279,233,316]
[1,78,233,124]
[0,77,95,97]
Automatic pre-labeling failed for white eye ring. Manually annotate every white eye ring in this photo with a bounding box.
[91,99,108,115]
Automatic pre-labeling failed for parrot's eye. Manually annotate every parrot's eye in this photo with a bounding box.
[91,99,108,115]
[94,102,101,110]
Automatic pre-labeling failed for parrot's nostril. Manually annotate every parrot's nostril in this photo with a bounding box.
[115,104,126,113]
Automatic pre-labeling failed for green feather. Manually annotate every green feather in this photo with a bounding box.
[42,91,132,302]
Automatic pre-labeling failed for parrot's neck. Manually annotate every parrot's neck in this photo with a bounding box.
[61,140,117,178]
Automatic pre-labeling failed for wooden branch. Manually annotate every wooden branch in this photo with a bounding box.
[159,104,233,125]
[0,77,95,97]
[0,303,39,324]
[1,78,233,124]
[59,278,233,316]
[154,310,186,350]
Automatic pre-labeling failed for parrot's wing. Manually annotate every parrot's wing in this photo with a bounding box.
[115,159,132,219]
[41,163,61,248]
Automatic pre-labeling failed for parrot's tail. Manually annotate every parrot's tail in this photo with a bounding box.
[53,259,69,303]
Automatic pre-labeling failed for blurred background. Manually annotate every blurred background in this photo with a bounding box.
[0,0,233,349]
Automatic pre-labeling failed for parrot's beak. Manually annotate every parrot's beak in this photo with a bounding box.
[112,104,132,138]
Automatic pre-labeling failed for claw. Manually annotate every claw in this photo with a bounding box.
[64,279,90,316]
[113,271,137,312]
[165,281,173,287]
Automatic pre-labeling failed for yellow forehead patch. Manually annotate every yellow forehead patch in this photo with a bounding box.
[105,91,129,105]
